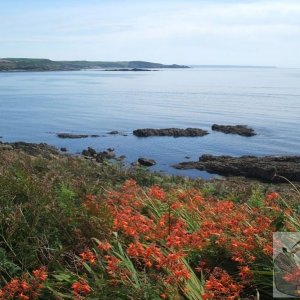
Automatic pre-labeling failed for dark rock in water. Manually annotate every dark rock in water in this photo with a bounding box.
[96,150,116,162]
[57,133,89,139]
[211,124,256,137]
[173,155,300,183]
[102,151,116,159]
[116,155,126,162]
[107,148,115,152]
[105,68,153,72]
[81,146,116,161]
[185,156,191,159]
[133,128,209,137]
[82,149,90,157]
[60,147,67,152]
[108,131,119,135]
[82,147,97,157]
[57,133,100,139]
[138,158,156,167]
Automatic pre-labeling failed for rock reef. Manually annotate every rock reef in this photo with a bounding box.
[138,158,156,167]
[81,147,117,162]
[173,154,300,182]
[105,68,154,72]
[57,133,100,139]
[133,128,209,137]
[212,124,256,137]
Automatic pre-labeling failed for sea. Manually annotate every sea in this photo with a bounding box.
[0,67,300,178]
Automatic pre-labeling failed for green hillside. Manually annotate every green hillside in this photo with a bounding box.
[0,58,189,71]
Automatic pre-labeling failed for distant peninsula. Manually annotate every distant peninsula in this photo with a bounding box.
[0,58,189,72]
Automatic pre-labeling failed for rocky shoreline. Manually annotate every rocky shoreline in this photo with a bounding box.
[173,154,300,183]
[0,141,60,158]
[1,141,300,183]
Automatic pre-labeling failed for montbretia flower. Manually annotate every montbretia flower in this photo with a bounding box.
[97,241,112,252]
[32,267,48,282]
[149,186,165,200]
[80,250,96,265]
[72,280,91,297]
[266,192,279,201]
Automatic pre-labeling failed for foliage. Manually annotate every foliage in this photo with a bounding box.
[0,150,300,299]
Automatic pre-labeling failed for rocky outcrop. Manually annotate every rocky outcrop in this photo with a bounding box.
[133,128,209,137]
[57,133,99,139]
[107,131,128,136]
[173,155,300,182]
[82,147,97,157]
[138,158,156,166]
[0,144,13,151]
[212,124,256,137]
[81,147,116,162]
[0,141,59,158]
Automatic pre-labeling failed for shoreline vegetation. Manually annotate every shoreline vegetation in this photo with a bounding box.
[0,58,189,72]
[0,141,300,299]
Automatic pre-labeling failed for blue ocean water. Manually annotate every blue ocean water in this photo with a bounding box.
[0,67,300,178]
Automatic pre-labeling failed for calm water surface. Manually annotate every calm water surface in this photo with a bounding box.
[0,68,300,178]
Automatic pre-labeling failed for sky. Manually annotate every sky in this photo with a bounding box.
[1,0,300,67]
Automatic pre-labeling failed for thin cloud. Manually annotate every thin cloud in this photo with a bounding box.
[1,0,300,66]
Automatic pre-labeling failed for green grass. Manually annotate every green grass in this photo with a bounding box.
[0,149,300,299]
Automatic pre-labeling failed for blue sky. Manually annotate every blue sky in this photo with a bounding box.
[1,0,300,66]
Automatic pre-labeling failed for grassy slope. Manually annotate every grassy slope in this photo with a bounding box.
[0,148,299,299]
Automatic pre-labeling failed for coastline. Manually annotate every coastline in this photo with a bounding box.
[1,140,300,187]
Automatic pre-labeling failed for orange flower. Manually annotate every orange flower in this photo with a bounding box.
[105,255,121,277]
[149,186,165,200]
[122,179,137,190]
[203,268,243,300]
[97,241,112,252]
[171,202,183,210]
[20,281,30,292]
[80,250,96,265]
[18,293,29,300]
[72,280,91,296]
[32,267,48,282]
[266,192,279,201]
[263,244,273,256]
[100,183,283,297]
[238,266,253,281]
